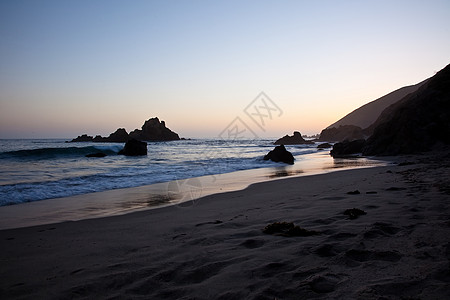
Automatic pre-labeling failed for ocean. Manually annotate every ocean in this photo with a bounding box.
[0,139,384,208]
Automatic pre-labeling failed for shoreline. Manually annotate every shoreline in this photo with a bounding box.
[0,151,388,230]
[0,150,449,299]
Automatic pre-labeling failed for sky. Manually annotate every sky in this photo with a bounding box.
[1,0,449,139]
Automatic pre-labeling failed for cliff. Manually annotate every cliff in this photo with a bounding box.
[363,64,450,155]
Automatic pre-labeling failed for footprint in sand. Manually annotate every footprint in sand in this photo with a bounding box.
[345,249,401,262]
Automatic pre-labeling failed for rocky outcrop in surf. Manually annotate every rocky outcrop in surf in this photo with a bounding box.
[129,118,180,141]
[70,117,180,142]
[118,139,148,156]
[274,131,313,145]
[330,139,366,157]
[264,145,294,164]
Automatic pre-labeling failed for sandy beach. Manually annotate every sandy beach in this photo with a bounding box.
[1,151,449,299]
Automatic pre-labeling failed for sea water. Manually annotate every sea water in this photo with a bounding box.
[0,138,327,206]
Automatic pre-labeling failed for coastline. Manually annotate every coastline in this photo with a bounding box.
[1,150,449,299]
[0,151,387,230]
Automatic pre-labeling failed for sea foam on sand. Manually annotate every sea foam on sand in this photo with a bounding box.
[0,151,449,299]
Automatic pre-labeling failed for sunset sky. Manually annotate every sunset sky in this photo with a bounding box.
[1,0,449,139]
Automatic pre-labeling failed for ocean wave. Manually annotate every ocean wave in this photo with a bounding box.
[0,145,123,160]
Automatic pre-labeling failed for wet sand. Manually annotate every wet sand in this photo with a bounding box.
[0,151,449,299]
[0,151,385,230]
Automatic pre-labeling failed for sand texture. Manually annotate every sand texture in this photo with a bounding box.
[1,151,449,299]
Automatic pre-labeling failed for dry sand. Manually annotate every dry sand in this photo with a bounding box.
[1,151,449,299]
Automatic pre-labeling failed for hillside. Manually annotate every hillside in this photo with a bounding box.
[327,80,426,130]
[363,64,450,155]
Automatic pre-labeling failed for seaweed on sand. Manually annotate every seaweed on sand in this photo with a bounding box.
[263,222,320,237]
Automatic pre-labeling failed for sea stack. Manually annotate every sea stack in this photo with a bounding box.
[129,117,180,141]
[264,145,295,164]
[70,117,181,143]
[274,131,313,145]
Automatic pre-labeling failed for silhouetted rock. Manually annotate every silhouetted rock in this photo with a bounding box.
[363,64,450,155]
[330,139,366,157]
[318,125,365,142]
[347,190,361,195]
[105,128,130,142]
[70,117,180,143]
[129,117,180,141]
[90,129,130,143]
[317,143,332,149]
[118,139,147,156]
[71,134,94,142]
[264,145,294,164]
[85,152,107,158]
[274,131,313,145]
[92,135,104,142]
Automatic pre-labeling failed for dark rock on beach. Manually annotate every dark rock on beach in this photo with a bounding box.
[330,139,366,157]
[118,139,147,156]
[317,143,332,149]
[274,131,313,145]
[263,222,319,237]
[264,145,294,164]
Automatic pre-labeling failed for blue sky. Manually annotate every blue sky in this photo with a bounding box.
[1,0,449,138]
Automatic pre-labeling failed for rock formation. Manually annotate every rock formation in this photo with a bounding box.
[118,139,147,156]
[70,117,180,142]
[330,139,366,157]
[71,134,94,142]
[263,145,294,164]
[317,143,332,149]
[274,131,313,145]
[318,125,365,142]
[129,118,180,141]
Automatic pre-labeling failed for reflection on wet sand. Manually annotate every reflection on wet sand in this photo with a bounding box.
[265,153,385,180]
[331,157,380,168]
[120,194,176,210]
[268,168,304,178]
